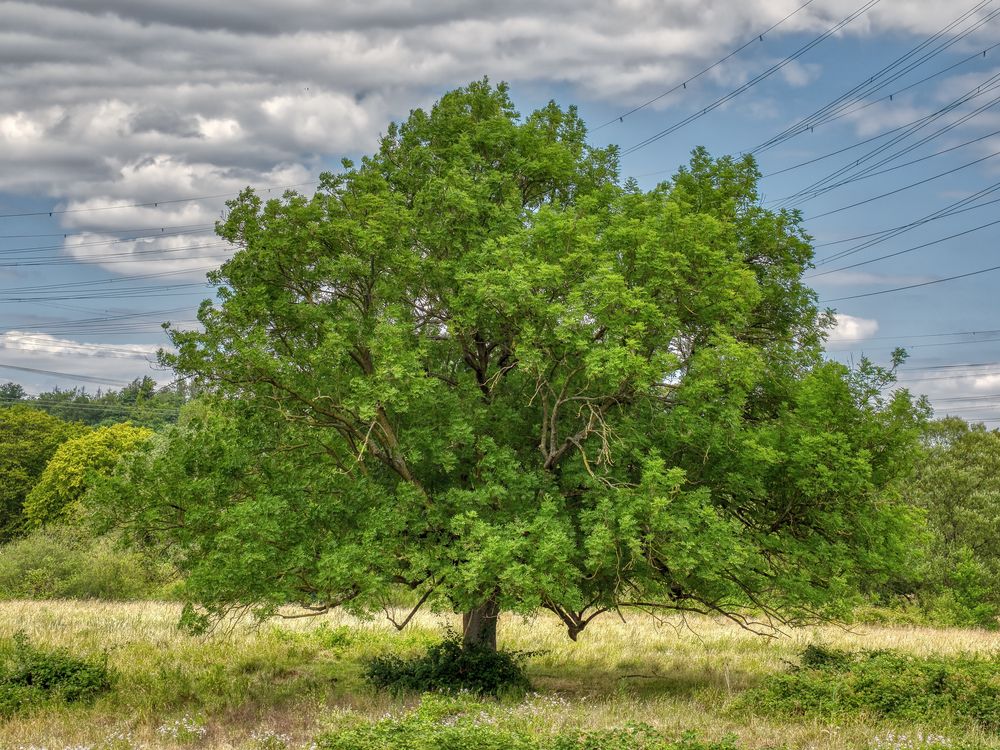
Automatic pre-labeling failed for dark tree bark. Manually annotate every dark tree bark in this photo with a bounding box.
[462,595,499,651]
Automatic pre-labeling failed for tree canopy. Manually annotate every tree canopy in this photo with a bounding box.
[902,418,1000,627]
[23,422,153,529]
[0,406,86,541]
[122,80,927,645]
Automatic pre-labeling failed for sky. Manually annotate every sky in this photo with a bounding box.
[1,0,999,423]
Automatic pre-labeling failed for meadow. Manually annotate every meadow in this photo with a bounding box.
[1,600,998,750]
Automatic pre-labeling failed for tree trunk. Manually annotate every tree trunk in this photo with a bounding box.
[462,596,499,651]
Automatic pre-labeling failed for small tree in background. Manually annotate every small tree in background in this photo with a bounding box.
[904,417,1000,627]
[0,406,86,541]
[0,382,26,403]
[112,80,928,649]
[23,423,153,528]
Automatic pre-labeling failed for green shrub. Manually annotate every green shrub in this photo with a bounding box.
[319,694,740,750]
[363,632,532,697]
[0,632,112,715]
[744,645,1000,731]
[0,524,176,600]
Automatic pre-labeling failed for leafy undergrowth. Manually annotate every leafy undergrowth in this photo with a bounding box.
[363,632,532,697]
[319,693,739,750]
[743,644,1000,731]
[0,631,112,716]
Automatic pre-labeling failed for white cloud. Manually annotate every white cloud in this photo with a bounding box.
[0,0,995,285]
[971,373,1000,390]
[0,331,159,359]
[0,330,168,391]
[62,231,230,278]
[827,313,879,343]
[2,0,993,199]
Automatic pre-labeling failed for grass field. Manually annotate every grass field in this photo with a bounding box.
[1,600,998,750]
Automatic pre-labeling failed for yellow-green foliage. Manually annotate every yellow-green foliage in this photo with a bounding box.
[0,405,86,540]
[22,423,152,527]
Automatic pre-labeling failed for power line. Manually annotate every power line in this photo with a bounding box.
[0,334,160,359]
[934,392,1000,401]
[821,262,1000,302]
[592,0,819,131]
[0,223,213,239]
[905,361,1000,371]
[812,192,1000,250]
[0,306,194,332]
[0,181,317,219]
[829,327,1000,343]
[0,227,216,256]
[827,335,1000,352]
[779,75,1000,207]
[0,362,133,386]
[0,243,230,267]
[622,0,883,156]
[752,1,999,153]
[763,41,1000,158]
[803,147,1000,221]
[788,125,1000,207]
[0,267,215,295]
[895,371,1000,383]
[809,214,1000,277]
[760,83,1000,181]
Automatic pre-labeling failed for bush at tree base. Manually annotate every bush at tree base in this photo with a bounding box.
[363,632,532,697]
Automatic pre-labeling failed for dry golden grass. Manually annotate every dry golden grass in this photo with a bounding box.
[0,600,997,750]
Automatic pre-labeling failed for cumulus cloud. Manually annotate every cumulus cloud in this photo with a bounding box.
[0,330,158,359]
[826,313,879,343]
[0,330,167,391]
[2,0,994,198]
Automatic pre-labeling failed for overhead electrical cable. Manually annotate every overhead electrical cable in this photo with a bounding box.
[0,267,217,294]
[787,125,1000,207]
[0,223,213,239]
[896,370,1000,382]
[779,79,1000,207]
[592,0,820,131]
[761,39,1000,153]
[776,70,1000,207]
[0,306,193,332]
[813,191,1000,249]
[809,214,1000,277]
[0,362,132,386]
[903,360,1000,370]
[621,0,883,156]
[828,327,1000,343]
[762,81,1000,180]
[934,392,1000,401]
[826,334,1000,351]
[822,262,1000,301]
[0,181,317,219]
[0,243,231,267]
[0,342,156,360]
[752,0,998,153]
[0,227,216,256]
[803,147,1000,221]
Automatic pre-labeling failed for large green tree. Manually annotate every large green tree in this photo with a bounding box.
[141,80,925,647]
